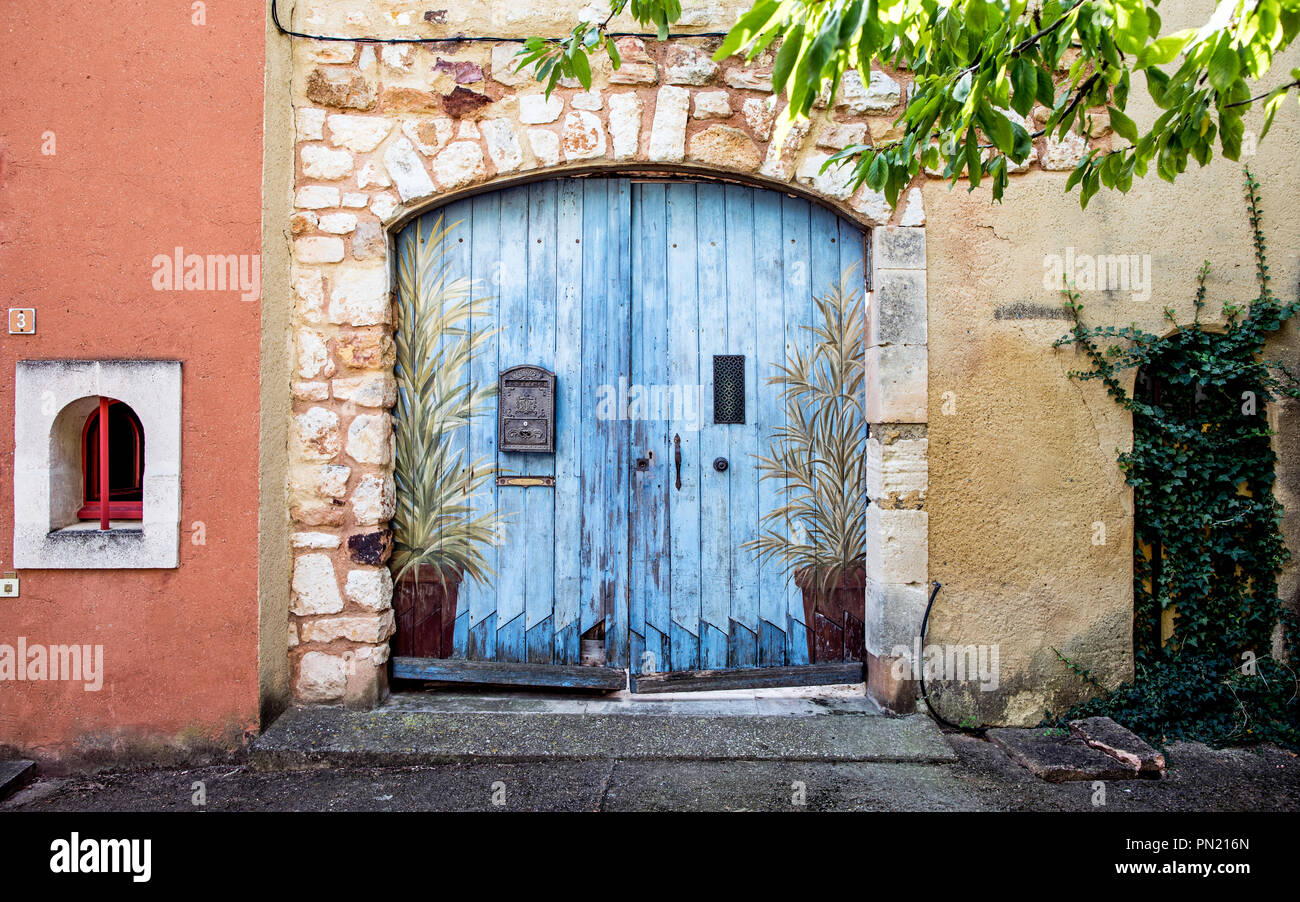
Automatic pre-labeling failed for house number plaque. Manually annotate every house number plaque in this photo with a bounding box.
[498,365,556,453]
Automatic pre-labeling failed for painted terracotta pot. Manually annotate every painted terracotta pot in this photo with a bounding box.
[795,567,867,664]
[391,564,460,660]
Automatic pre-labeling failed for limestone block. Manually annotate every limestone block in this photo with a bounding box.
[327,114,393,152]
[329,267,388,326]
[296,651,347,701]
[346,414,393,465]
[345,568,395,611]
[295,236,345,264]
[383,137,435,201]
[519,93,564,124]
[301,145,354,180]
[351,472,397,525]
[871,270,928,347]
[608,93,643,160]
[692,90,731,119]
[649,86,690,162]
[666,44,719,85]
[291,554,345,615]
[293,407,342,461]
[873,226,926,270]
[687,125,760,171]
[866,506,929,586]
[481,118,523,172]
[295,186,339,209]
[561,111,606,160]
[433,141,487,189]
[865,345,928,424]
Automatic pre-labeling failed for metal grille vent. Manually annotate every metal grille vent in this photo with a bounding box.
[713,355,745,425]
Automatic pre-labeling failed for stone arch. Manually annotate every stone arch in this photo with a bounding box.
[286,39,930,710]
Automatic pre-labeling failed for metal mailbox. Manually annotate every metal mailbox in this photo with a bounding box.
[498,365,556,453]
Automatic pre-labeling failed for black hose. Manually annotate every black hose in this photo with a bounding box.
[917,581,987,734]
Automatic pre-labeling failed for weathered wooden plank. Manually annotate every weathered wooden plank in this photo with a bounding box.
[462,191,503,660]
[494,184,531,663]
[607,178,633,669]
[630,662,864,693]
[393,656,627,690]
[723,183,762,668]
[523,180,558,655]
[773,194,813,666]
[552,178,584,665]
[667,181,705,673]
[752,189,792,666]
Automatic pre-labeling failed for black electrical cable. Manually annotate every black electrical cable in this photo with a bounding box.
[271,0,730,45]
[917,581,987,734]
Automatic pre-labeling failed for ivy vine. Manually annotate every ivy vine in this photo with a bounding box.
[1051,168,1300,749]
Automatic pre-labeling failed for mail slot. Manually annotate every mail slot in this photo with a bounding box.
[498,365,556,453]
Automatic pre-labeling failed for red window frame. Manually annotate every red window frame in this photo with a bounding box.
[79,398,144,528]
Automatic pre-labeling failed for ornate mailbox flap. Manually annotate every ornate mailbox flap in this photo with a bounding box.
[498,365,556,453]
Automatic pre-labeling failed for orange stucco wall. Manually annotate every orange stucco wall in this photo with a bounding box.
[0,2,265,757]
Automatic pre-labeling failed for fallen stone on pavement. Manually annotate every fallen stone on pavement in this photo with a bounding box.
[985,727,1137,783]
[1069,716,1166,777]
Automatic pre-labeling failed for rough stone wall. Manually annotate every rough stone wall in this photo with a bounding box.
[280,0,1217,711]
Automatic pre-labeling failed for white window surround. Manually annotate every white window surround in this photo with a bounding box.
[13,359,181,569]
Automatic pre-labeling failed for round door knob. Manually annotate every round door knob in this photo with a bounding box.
[713,457,729,472]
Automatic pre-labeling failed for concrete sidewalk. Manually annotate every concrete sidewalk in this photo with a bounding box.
[248,687,957,768]
[6,735,1298,812]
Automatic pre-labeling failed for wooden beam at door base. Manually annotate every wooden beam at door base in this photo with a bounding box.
[392,657,628,691]
[630,662,865,694]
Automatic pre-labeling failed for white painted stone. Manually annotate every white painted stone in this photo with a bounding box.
[899,188,925,226]
[817,122,868,149]
[299,611,395,644]
[726,67,773,91]
[327,114,393,152]
[291,554,344,615]
[346,414,392,465]
[836,70,901,114]
[329,267,388,326]
[292,381,329,401]
[519,93,564,125]
[296,185,340,209]
[608,93,643,160]
[795,152,857,200]
[292,532,342,550]
[345,567,395,611]
[332,372,396,408]
[313,464,351,500]
[383,137,436,201]
[692,90,731,119]
[742,96,778,141]
[296,107,326,140]
[301,145,354,180]
[528,128,561,167]
[561,111,606,160]
[491,42,535,87]
[296,330,331,379]
[351,473,397,525]
[849,186,895,225]
[432,141,487,190]
[293,271,326,322]
[401,118,453,156]
[293,406,341,460]
[666,45,719,85]
[356,161,391,189]
[649,86,690,163]
[571,90,603,111]
[758,118,811,180]
[295,236,345,264]
[341,192,368,208]
[481,119,523,173]
[1042,131,1088,170]
[370,193,399,221]
[318,212,358,234]
[296,651,346,702]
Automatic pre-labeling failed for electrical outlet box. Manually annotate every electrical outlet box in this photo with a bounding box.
[0,575,18,597]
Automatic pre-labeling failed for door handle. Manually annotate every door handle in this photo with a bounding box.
[673,433,682,491]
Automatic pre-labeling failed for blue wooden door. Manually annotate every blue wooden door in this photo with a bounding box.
[627,182,866,675]
[394,177,864,682]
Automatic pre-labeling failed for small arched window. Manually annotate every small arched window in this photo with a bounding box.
[79,398,145,527]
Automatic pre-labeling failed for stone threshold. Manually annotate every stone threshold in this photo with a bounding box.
[251,694,957,769]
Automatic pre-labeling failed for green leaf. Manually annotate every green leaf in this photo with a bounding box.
[771,23,805,90]
[1208,36,1241,93]
[1108,106,1139,144]
[714,0,779,59]
[570,48,591,90]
